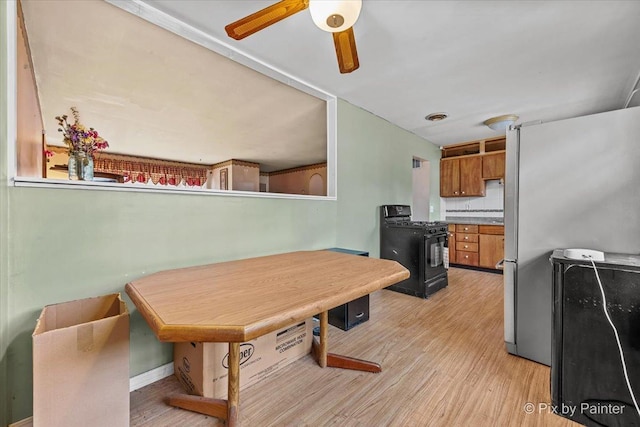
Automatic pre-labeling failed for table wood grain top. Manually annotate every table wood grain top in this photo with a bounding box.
[125,250,409,343]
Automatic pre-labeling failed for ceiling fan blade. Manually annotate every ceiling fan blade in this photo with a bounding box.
[332,27,359,74]
[225,0,309,40]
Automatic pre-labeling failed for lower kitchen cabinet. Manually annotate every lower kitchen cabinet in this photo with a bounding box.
[447,224,456,262]
[479,234,504,269]
[457,250,479,266]
[449,223,504,271]
[455,224,480,266]
[456,241,478,252]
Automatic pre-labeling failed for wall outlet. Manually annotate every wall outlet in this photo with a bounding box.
[429,205,434,213]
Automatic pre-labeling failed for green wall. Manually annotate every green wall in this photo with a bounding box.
[0,3,441,422]
[335,101,441,256]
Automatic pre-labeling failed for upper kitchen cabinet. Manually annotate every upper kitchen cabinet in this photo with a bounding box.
[440,156,484,197]
[440,158,460,197]
[440,136,505,197]
[459,156,485,196]
[482,152,506,179]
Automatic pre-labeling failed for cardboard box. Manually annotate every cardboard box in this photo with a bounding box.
[175,318,313,398]
[32,293,130,427]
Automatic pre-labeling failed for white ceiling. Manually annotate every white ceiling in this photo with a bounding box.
[141,0,640,146]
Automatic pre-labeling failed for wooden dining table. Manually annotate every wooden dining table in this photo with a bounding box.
[125,250,409,426]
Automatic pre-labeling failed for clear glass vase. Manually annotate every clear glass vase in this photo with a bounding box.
[82,155,94,181]
[69,151,94,181]
[68,151,78,180]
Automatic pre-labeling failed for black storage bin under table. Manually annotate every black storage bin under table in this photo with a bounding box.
[323,248,370,331]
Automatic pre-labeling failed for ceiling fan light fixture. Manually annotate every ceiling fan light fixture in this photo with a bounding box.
[309,0,362,33]
[483,114,519,132]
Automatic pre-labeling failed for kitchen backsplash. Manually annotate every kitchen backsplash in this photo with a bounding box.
[440,180,504,218]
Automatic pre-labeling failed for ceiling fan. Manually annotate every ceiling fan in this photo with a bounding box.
[225,0,362,74]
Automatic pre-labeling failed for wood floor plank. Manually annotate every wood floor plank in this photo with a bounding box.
[128,267,580,426]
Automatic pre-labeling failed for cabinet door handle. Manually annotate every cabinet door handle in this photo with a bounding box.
[464,236,469,240]
[454,191,459,195]
[461,191,466,195]
[355,312,365,318]
[464,245,468,248]
[463,227,469,231]
[465,255,469,259]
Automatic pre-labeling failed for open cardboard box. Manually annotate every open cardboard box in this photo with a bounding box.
[32,293,130,427]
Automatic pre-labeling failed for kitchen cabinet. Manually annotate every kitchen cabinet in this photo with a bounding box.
[478,225,504,269]
[447,224,456,263]
[440,159,460,197]
[460,157,485,196]
[448,224,504,271]
[440,136,506,198]
[456,224,478,234]
[455,224,479,266]
[457,251,479,266]
[440,156,484,197]
[482,152,506,179]
[479,234,504,268]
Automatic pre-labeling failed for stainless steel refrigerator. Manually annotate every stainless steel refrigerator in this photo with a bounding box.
[503,106,640,365]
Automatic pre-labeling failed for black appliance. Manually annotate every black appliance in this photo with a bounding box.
[379,205,448,298]
[551,249,640,426]
[324,248,370,331]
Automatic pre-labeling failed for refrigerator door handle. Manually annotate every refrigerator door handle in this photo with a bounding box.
[503,259,517,349]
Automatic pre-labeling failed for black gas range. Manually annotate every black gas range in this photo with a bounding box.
[379,205,448,298]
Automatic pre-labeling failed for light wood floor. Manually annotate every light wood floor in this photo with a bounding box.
[130,268,580,426]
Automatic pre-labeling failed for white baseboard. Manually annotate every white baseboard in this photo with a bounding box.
[129,362,174,392]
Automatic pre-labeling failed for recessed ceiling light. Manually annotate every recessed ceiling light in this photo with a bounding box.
[425,112,448,122]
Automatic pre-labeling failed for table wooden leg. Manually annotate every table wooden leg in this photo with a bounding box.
[166,394,228,419]
[318,311,328,368]
[325,352,382,373]
[312,311,382,373]
[167,342,242,425]
[228,342,240,427]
